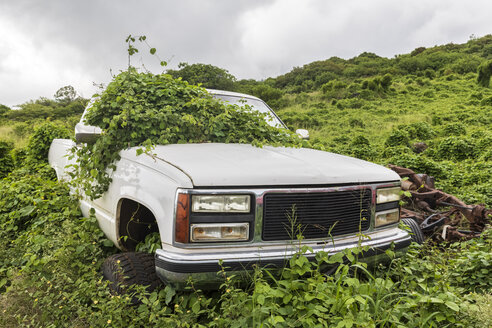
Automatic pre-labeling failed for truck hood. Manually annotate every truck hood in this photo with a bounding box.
[148,143,400,187]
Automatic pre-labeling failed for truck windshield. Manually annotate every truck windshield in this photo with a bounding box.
[213,95,285,128]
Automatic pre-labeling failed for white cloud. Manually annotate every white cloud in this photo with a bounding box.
[0,0,491,106]
[0,17,100,106]
[236,0,492,79]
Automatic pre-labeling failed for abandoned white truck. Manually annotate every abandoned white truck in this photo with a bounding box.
[48,89,415,290]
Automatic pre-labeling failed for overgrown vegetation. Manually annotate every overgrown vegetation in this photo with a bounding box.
[0,35,491,327]
[71,67,303,199]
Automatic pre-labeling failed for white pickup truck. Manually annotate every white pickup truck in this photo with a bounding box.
[49,89,412,290]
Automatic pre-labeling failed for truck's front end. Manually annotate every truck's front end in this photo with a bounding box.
[156,181,410,289]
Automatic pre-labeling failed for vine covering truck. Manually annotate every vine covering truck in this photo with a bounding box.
[48,89,414,290]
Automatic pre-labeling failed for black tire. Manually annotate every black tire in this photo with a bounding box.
[101,252,162,296]
[401,218,425,244]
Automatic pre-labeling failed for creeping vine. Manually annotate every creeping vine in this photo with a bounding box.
[70,36,305,199]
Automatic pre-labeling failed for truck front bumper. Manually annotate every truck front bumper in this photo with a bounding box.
[155,228,411,290]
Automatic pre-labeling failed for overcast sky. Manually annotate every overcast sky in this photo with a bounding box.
[1,0,491,107]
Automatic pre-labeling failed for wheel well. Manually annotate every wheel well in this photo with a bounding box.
[118,198,159,251]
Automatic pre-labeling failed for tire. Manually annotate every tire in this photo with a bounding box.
[101,252,162,297]
[401,218,425,244]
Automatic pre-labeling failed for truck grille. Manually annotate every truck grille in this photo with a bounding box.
[262,189,372,241]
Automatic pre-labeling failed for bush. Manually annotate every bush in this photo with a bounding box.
[388,153,446,178]
[25,122,71,164]
[450,56,482,74]
[0,104,10,116]
[436,136,476,160]
[442,122,467,136]
[385,129,410,147]
[399,122,435,139]
[249,84,284,108]
[477,60,492,87]
[380,74,392,89]
[166,62,236,91]
[480,96,492,106]
[350,136,376,160]
[349,118,365,128]
[0,140,14,177]
[351,135,370,146]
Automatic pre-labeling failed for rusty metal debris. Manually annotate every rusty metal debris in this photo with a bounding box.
[388,165,491,242]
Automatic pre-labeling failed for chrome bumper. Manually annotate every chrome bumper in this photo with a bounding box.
[155,228,411,290]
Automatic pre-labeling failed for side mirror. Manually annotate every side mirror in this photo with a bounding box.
[296,129,309,140]
[75,123,102,143]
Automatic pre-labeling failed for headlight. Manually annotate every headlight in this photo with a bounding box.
[190,223,249,242]
[375,209,400,227]
[192,195,251,213]
[376,187,401,204]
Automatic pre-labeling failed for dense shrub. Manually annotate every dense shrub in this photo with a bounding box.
[249,84,284,108]
[0,140,14,178]
[0,104,10,116]
[349,136,376,160]
[5,97,87,122]
[436,136,477,160]
[385,129,410,147]
[349,118,365,128]
[442,122,467,136]
[480,96,492,106]
[477,60,492,87]
[450,56,482,74]
[166,62,236,91]
[388,153,446,178]
[321,80,350,99]
[399,122,435,140]
[25,122,71,164]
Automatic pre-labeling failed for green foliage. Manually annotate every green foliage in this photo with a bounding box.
[385,129,410,147]
[436,136,477,160]
[321,80,350,99]
[167,62,237,91]
[25,122,70,165]
[0,140,14,177]
[380,73,393,89]
[0,104,10,116]
[442,122,467,136]
[0,169,118,326]
[477,60,492,87]
[249,84,284,108]
[399,122,435,140]
[235,80,286,108]
[388,153,446,179]
[5,96,87,122]
[135,232,161,253]
[54,85,77,103]
[1,33,492,327]
[480,95,492,106]
[72,68,302,199]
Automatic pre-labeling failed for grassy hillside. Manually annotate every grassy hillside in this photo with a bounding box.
[276,73,491,206]
[0,36,491,327]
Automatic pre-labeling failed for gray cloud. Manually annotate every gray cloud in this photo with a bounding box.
[0,0,491,106]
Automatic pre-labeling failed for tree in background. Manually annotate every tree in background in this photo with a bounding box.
[0,104,10,116]
[166,63,236,91]
[477,60,492,87]
[5,86,87,122]
[54,85,78,103]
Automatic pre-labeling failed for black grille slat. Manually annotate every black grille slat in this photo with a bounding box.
[262,190,372,241]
